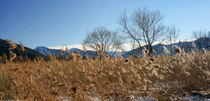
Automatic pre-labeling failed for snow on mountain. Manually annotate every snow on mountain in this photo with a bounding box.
[34,46,62,56]
[122,37,210,58]
[34,46,97,58]
[48,44,83,50]
[47,44,133,52]
[34,37,209,58]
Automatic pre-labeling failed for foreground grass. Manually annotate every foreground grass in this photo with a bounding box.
[0,49,210,101]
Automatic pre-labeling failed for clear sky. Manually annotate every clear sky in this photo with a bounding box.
[0,0,210,48]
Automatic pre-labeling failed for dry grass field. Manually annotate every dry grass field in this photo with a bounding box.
[0,41,210,101]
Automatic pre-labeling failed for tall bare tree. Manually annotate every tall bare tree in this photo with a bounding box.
[83,26,124,57]
[166,25,180,44]
[119,8,166,53]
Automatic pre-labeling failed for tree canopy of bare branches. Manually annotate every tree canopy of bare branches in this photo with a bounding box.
[166,25,180,44]
[83,26,124,57]
[119,8,166,53]
[192,30,210,39]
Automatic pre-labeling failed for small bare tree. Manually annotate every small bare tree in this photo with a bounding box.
[192,30,210,50]
[119,8,166,53]
[83,26,124,57]
[192,30,203,39]
[166,25,180,44]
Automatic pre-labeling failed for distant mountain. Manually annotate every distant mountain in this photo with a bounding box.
[34,37,209,58]
[122,37,210,58]
[34,46,98,58]
[0,39,47,60]
[34,46,61,56]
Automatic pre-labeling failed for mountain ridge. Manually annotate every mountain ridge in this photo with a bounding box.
[34,37,210,58]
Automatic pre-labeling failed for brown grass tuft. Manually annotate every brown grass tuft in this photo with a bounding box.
[6,39,17,50]
[173,45,181,54]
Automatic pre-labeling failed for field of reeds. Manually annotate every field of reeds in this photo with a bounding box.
[0,41,210,101]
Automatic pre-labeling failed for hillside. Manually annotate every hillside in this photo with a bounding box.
[0,39,47,60]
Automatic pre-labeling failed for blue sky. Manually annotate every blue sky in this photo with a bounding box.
[0,0,210,48]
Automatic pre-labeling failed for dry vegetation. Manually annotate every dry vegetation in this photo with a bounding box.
[0,40,210,101]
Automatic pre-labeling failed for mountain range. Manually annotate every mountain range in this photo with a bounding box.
[1,37,209,60]
[122,37,209,57]
[34,46,98,58]
[34,37,210,58]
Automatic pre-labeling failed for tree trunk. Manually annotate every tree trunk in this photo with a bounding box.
[149,44,153,53]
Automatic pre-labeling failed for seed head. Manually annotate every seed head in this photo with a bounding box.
[124,58,129,63]
[163,46,170,55]
[76,54,83,59]
[19,42,25,51]
[192,42,197,52]
[202,48,208,54]
[6,39,17,50]
[49,53,53,60]
[82,44,87,52]
[3,53,7,60]
[9,52,16,61]
[117,54,123,60]
[61,50,65,55]
[142,48,147,58]
[66,47,69,53]
[96,43,101,51]
[173,45,181,54]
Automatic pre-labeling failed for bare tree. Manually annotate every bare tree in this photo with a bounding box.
[83,26,124,57]
[166,25,180,44]
[119,8,166,53]
[208,31,210,37]
[192,30,203,39]
[192,30,210,50]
